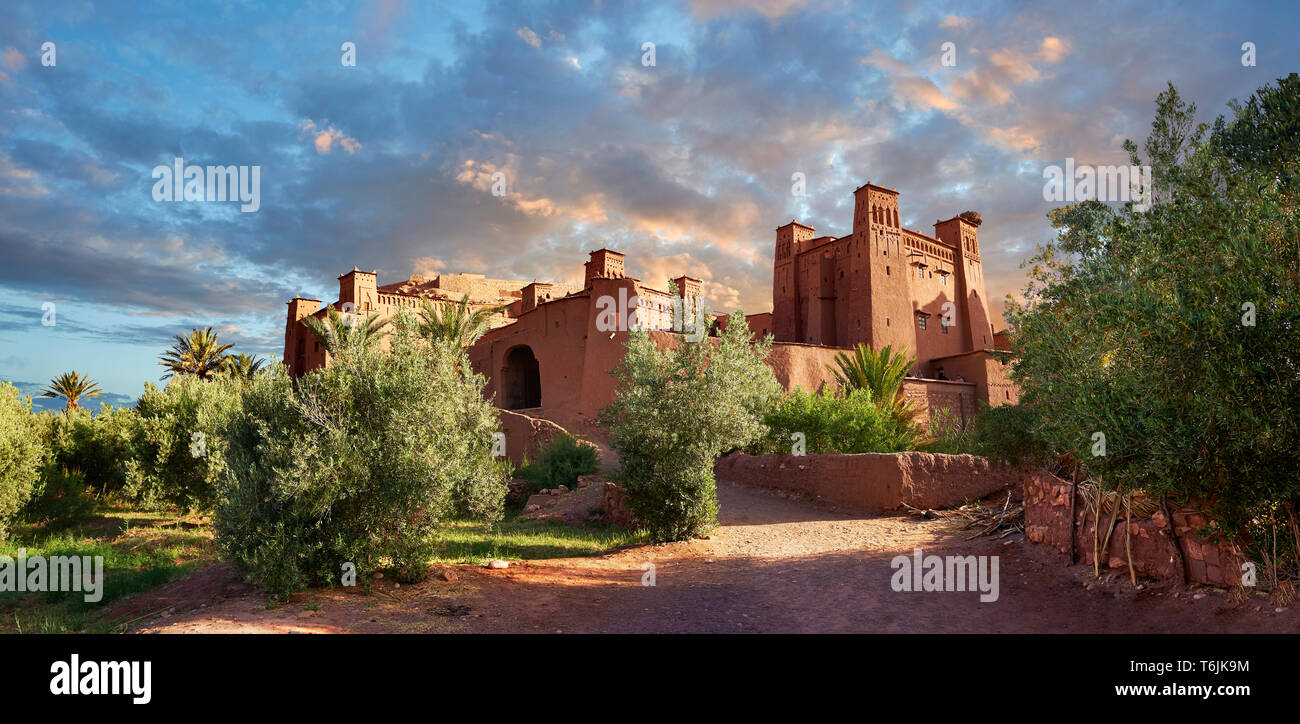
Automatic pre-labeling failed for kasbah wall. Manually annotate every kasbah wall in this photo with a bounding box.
[283,180,1019,434]
[1024,472,1248,588]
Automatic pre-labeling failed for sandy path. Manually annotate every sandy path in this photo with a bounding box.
[136,482,1299,634]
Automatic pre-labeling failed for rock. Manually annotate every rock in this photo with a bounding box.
[440,569,458,582]
[487,559,509,570]
[373,572,384,579]
[1192,593,1205,600]
[557,485,569,493]
[1151,510,1168,528]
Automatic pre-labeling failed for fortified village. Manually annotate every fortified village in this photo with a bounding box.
[283,180,1018,435]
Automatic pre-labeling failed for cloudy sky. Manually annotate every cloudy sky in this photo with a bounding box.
[1,0,1296,409]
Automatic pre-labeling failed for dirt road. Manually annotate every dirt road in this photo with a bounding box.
[137,482,1298,634]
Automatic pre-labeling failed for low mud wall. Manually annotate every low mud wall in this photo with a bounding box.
[498,409,600,468]
[714,452,1020,512]
[1023,473,1247,587]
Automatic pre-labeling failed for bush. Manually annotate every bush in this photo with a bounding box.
[21,463,97,530]
[126,376,242,511]
[1005,79,1300,576]
[37,404,143,498]
[919,404,1049,466]
[0,382,44,540]
[519,434,599,493]
[599,311,781,542]
[755,388,919,455]
[215,315,509,597]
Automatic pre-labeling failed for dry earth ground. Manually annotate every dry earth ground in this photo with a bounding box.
[134,482,1299,634]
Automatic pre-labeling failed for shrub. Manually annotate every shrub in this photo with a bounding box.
[965,403,1050,467]
[519,434,599,493]
[1005,79,1300,576]
[755,388,919,454]
[127,376,242,511]
[0,382,44,540]
[37,404,143,497]
[215,315,509,596]
[829,343,920,431]
[599,311,781,541]
[21,463,97,530]
[919,403,1049,465]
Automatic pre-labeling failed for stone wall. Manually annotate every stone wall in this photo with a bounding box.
[1023,472,1247,587]
[714,451,1020,512]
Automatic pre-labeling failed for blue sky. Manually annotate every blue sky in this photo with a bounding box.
[1,0,1297,410]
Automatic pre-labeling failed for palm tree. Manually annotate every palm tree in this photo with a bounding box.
[159,327,234,380]
[221,353,268,380]
[39,371,104,411]
[830,343,918,423]
[300,307,390,356]
[417,294,504,348]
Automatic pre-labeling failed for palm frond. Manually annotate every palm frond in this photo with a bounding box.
[417,294,504,348]
[301,307,390,357]
[221,352,268,380]
[158,327,234,379]
[39,371,104,411]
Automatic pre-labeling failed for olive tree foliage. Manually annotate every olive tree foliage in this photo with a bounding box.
[0,383,44,541]
[599,312,782,542]
[127,375,242,511]
[1005,78,1300,543]
[216,310,508,596]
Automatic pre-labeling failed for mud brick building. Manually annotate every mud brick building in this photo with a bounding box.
[284,180,1017,431]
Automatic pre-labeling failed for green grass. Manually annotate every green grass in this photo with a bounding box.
[3,504,646,631]
[432,514,647,565]
[0,505,216,633]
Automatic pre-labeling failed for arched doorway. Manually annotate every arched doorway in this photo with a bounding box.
[503,345,541,409]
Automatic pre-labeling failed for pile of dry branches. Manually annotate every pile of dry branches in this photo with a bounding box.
[903,490,1024,540]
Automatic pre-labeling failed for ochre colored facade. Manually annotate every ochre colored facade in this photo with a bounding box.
[283,180,1017,432]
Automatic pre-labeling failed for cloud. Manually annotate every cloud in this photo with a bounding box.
[299,119,362,155]
[1039,36,1071,63]
[516,26,541,48]
[0,0,1293,397]
[686,0,809,19]
[1,47,25,71]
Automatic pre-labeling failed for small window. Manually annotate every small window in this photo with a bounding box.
[941,319,949,334]
[917,267,925,279]
[886,266,891,276]
[940,275,947,286]
[917,316,927,330]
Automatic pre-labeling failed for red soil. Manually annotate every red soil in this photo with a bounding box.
[130,482,1299,634]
